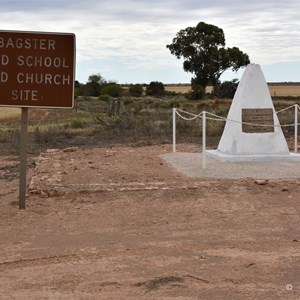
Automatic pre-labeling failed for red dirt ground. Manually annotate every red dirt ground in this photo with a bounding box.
[0,144,299,299]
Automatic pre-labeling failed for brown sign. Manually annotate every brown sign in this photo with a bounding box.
[242,108,274,133]
[0,30,75,108]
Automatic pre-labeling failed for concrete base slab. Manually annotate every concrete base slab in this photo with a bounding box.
[206,149,300,162]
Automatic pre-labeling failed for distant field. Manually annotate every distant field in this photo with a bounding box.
[164,85,192,93]
[165,84,300,96]
[268,85,300,97]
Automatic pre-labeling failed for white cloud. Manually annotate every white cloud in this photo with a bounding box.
[0,0,299,82]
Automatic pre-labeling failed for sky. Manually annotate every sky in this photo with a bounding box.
[0,0,299,84]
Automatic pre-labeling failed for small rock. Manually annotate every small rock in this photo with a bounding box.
[255,179,269,185]
[40,191,49,198]
[63,147,78,153]
[29,188,40,195]
[46,149,60,153]
[281,187,289,192]
[105,150,116,157]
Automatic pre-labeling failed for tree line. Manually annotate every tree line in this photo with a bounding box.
[75,75,169,98]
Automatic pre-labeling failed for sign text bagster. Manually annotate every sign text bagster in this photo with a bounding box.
[0,30,75,108]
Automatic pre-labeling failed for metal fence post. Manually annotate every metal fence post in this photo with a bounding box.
[295,104,298,153]
[173,108,176,153]
[202,111,206,169]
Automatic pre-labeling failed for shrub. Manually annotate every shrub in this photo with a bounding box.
[168,100,180,108]
[146,81,165,97]
[186,84,205,100]
[129,84,143,97]
[212,79,238,99]
[99,94,111,102]
[70,119,85,129]
[101,84,123,97]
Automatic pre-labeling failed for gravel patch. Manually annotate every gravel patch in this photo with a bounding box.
[161,152,300,179]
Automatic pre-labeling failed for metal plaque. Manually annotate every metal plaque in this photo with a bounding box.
[0,30,75,108]
[242,108,274,133]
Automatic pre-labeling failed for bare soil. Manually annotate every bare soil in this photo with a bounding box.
[0,144,300,299]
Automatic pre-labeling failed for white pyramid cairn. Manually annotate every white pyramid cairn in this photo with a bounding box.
[207,63,300,161]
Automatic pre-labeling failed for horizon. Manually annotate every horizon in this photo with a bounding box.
[84,82,300,85]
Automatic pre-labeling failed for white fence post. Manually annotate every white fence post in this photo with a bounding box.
[295,104,298,153]
[202,111,206,169]
[173,108,176,153]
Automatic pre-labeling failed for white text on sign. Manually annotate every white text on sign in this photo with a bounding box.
[11,90,38,101]
[0,37,56,50]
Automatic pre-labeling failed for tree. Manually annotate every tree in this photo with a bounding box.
[74,80,84,97]
[146,81,165,97]
[166,22,250,93]
[84,73,106,96]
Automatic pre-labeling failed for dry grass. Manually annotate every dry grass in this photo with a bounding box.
[0,95,298,155]
[0,107,20,119]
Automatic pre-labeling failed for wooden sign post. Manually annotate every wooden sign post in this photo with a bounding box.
[0,30,76,209]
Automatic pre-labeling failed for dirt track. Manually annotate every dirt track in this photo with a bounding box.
[0,144,300,299]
